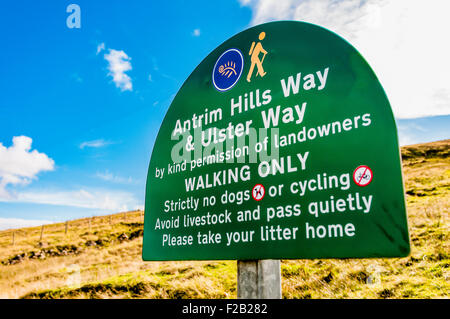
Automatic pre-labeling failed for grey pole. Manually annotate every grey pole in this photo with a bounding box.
[237,259,281,299]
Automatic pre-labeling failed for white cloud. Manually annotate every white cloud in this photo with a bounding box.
[79,139,113,149]
[0,136,54,199]
[192,29,201,37]
[96,42,105,55]
[240,0,450,119]
[0,217,56,231]
[104,49,133,91]
[2,188,141,213]
[96,170,134,184]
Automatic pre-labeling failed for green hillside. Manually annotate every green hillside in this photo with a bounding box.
[0,140,448,299]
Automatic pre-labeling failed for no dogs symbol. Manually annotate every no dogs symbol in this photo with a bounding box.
[252,184,265,201]
[353,165,373,187]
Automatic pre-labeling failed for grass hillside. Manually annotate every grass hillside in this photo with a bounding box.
[0,140,448,299]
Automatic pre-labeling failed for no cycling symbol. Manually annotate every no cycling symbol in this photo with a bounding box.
[353,165,373,187]
[252,184,265,201]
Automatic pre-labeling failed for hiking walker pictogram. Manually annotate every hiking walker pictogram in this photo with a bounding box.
[247,32,268,82]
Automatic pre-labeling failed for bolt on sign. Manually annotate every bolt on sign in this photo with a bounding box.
[142,21,410,261]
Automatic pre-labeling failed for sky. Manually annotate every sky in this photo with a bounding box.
[0,0,449,229]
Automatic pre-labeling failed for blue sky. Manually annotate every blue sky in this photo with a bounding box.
[0,1,448,229]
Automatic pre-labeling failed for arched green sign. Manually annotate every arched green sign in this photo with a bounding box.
[142,21,410,261]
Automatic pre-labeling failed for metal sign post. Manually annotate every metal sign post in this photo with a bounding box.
[237,259,281,299]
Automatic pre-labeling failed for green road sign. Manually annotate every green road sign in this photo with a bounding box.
[142,21,410,261]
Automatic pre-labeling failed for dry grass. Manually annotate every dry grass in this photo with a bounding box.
[0,140,448,299]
